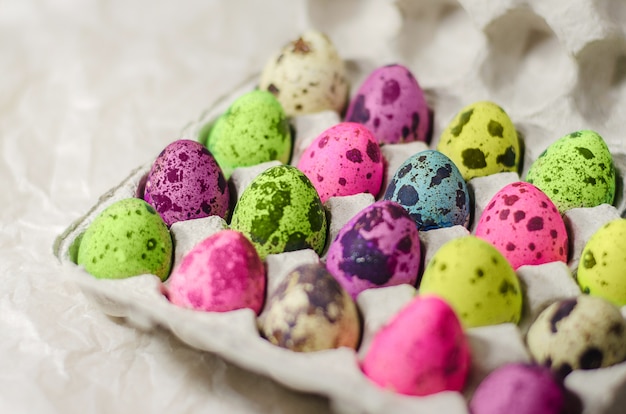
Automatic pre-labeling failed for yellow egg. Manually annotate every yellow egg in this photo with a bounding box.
[437,101,520,181]
[577,218,626,306]
[419,235,522,328]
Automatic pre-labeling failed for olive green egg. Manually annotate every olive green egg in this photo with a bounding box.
[230,165,327,260]
[77,198,173,280]
[205,90,292,179]
[437,101,520,181]
[577,218,626,306]
[419,235,523,328]
[526,130,615,213]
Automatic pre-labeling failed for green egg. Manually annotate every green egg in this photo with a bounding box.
[437,101,520,181]
[526,130,615,213]
[77,198,173,280]
[419,235,522,328]
[205,90,292,179]
[230,165,327,260]
[577,218,626,306]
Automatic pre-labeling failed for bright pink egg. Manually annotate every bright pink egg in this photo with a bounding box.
[296,122,384,203]
[475,182,568,269]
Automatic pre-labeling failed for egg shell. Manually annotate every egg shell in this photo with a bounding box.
[383,150,470,231]
[143,139,229,226]
[526,130,615,213]
[76,198,172,280]
[259,30,348,117]
[475,182,568,269]
[419,235,522,328]
[205,90,291,179]
[345,64,431,144]
[469,363,565,414]
[230,165,327,259]
[361,295,470,396]
[166,230,265,314]
[296,122,384,203]
[577,218,626,306]
[437,101,520,181]
[526,295,626,375]
[259,263,360,352]
[325,200,421,299]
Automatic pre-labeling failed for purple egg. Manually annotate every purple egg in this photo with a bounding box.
[325,200,421,299]
[345,64,431,144]
[144,139,229,226]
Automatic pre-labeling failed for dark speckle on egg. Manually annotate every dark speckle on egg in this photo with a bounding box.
[462,148,487,169]
[451,109,474,137]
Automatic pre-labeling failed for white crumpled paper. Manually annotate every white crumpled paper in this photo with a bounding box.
[3,0,626,413]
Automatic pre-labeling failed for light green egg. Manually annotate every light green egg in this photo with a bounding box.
[437,101,520,181]
[230,165,327,260]
[526,130,615,213]
[577,218,626,306]
[204,90,292,179]
[419,235,522,328]
[77,198,173,280]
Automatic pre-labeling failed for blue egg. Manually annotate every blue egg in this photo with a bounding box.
[383,150,471,230]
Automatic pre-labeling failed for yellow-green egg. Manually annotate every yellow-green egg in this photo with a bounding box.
[230,165,327,259]
[437,101,520,181]
[205,90,292,179]
[76,198,173,280]
[419,235,522,328]
[577,218,626,306]
[526,130,615,213]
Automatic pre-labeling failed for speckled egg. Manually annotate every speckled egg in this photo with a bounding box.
[361,295,471,396]
[230,165,327,259]
[383,150,470,231]
[526,295,626,375]
[345,64,431,144]
[259,263,360,352]
[577,218,626,306]
[166,230,265,314]
[143,139,229,226]
[259,30,348,117]
[296,122,384,203]
[419,236,522,328]
[325,200,421,299]
[526,130,615,213]
[437,101,520,181]
[205,90,291,179]
[77,198,172,280]
[475,182,568,269]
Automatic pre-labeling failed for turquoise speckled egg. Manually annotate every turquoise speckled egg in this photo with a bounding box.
[383,150,470,231]
[230,165,327,259]
[526,130,615,213]
[76,198,173,280]
[205,90,292,179]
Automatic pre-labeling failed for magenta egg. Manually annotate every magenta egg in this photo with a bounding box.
[144,139,229,226]
[345,64,431,144]
[296,122,384,203]
[326,200,421,299]
[166,230,266,314]
[475,182,568,269]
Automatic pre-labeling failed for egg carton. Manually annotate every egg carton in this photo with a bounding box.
[55,0,626,412]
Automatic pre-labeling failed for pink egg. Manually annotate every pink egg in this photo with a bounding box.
[361,295,471,396]
[345,64,431,144]
[326,200,421,299]
[475,182,568,269]
[296,122,384,203]
[166,230,265,314]
[144,139,229,226]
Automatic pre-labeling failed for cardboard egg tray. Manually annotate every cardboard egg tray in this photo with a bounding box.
[55,0,626,411]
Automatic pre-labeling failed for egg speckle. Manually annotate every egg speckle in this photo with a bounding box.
[77,198,173,280]
[383,150,470,231]
[526,130,615,213]
[230,165,327,259]
[437,101,520,181]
